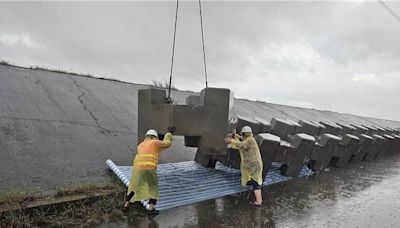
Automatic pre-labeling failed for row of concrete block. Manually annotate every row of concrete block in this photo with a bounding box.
[220,116,400,180]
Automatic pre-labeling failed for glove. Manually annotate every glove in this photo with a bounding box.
[167,126,176,134]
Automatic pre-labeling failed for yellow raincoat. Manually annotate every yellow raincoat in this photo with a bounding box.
[229,134,263,187]
[127,133,173,202]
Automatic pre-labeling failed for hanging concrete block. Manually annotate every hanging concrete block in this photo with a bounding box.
[332,134,360,167]
[138,87,235,168]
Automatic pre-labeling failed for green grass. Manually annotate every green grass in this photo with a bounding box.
[54,182,117,198]
[0,193,125,227]
[0,191,40,208]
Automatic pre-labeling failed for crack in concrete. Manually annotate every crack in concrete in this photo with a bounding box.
[68,76,117,136]
[115,138,136,154]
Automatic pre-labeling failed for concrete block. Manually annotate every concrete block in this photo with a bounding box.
[186,95,200,106]
[319,121,342,135]
[351,124,368,136]
[336,123,356,136]
[138,87,235,168]
[353,134,374,162]
[254,117,272,133]
[331,134,360,167]
[365,134,386,160]
[270,117,297,141]
[296,120,322,136]
[308,134,341,171]
[278,133,316,177]
[255,133,282,180]
[378,134,396,157]
[236,116,262,134]
[394,135,400,155]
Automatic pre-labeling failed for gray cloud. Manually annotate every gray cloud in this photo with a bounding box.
[1,1,400,121]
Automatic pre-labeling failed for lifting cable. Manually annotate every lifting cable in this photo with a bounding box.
[167,0,179,103]
[198,0,208,88]
[167,0,209,102]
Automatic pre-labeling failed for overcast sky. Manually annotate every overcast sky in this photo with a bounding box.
[1,1,400,121]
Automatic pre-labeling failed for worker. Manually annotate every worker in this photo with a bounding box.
[122,127,175,214]
[224,126,263,207]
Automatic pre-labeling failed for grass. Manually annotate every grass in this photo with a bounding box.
[31,66,94,77]
[151,79,177,90]
[54,182,117,198]
[0,59,11,66]
[0,193,125,227]
[0,181,126,227]
[0,191,40,208]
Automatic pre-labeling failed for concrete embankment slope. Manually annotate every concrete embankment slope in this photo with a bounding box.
[1,64,399,192]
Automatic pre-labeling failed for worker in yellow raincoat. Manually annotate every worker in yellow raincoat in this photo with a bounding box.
[123,127,174,214]
[225,126,263,206]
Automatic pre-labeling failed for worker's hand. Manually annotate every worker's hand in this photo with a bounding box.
[224,137,232,144]
[167,126,176,134]
[227,133,233,138]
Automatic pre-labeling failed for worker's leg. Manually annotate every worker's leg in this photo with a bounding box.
[247,179,262,205]
[147,198,157,211]
[123,190,135,208]
[253,189,262,205]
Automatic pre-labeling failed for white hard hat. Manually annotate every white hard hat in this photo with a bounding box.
[241,126,252,134]
[145,129,158,138]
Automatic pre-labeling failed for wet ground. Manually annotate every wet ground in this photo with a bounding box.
[102,155,400,228]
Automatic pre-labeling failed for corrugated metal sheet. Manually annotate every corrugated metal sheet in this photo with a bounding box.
[106,159,315,211]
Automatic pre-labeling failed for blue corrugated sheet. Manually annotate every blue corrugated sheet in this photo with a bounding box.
[106,159,315,211]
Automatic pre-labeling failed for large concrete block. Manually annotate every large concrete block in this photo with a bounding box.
[270,118,298,141]
[365,134,386,160]
[351,124,368,136]
[138,88,235,168]
[254,117,272,133]
[394,135,400,155]
[235,116,262,135]
[255,133,282,180]
[375,126,386,135]
[296,120,322,136]
[278,133,316,177]
[352,134,374,162]
[308,133,341,171]
[378,134,396,157]
[331,134,360,167]
[336,123,356,136]
[319,121,342,135]
[185,95,200,106]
